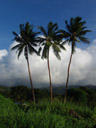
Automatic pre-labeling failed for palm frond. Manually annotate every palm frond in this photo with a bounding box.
[37,37,46,45]
[28,43,39,55]
[12,31,19,37]
[52,44,61,60]
[70,17,74,26]
[42,44,50,59]
[62,39,69,45]
[60,30,71,38]
[59,44,66,51]
[17,47,24,59]
[38,26,47,37]
[48,22,58,35]
[65,20,71,33]
[54,41,66,50]
[74,37,80,43]
[79,30,92,36]
[75,17,82,24]
[51,23,58,32]
[38,47,42,55]
[48,22,53,34]
[79,36,90,44]
[11,44,20,51]
[52,43,61,52]
[79,21,86,26]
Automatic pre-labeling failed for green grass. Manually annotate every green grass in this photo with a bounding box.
[0,94,96,128]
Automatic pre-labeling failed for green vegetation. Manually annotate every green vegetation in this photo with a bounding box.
[0,86,96,128]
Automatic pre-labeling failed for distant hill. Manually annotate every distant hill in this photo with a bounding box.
[42,85,96,95]
[0,84,96,108]
[0,84,96,96]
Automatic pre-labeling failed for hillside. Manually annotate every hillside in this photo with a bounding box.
[0,85,96,107]
[0,93,96,128]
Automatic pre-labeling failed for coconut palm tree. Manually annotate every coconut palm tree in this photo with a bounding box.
[11,22,40,103]
[38,22,65,102]
[61,17,91,103]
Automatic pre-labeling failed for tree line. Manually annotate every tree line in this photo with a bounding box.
[11,16,91,103]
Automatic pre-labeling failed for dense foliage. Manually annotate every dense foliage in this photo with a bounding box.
[0,86,96,128]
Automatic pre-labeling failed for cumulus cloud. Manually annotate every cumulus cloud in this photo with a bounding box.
[0,50,8,60]
[0,40,96,87]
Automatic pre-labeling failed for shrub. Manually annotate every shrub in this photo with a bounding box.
[68,88,88,105]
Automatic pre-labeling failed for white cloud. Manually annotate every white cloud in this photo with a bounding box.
[0,50,8,60]
[0,40,96,87]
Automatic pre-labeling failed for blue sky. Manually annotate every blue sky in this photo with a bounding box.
[0,0,96,50]
[0,0,96,86]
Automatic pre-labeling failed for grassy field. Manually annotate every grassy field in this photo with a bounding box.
[0,89,96,128]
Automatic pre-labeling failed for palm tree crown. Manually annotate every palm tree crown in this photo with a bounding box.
[11,22,39,59]
[61,17,91,53]
[38,21,65,59]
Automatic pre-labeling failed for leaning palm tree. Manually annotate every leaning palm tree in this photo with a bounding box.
[11,22,40,103]
[61,17,91,103]
[38,22,65,102]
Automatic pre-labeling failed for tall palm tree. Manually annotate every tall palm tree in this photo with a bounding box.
[11,22,40,103]
[38,22,65,102]
[61,17,91,103]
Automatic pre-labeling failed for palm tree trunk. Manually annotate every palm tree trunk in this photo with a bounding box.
[47,58,53,103]
[64,51,73,103]
[26,58,35,103]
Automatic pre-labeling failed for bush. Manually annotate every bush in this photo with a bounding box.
[68,88,88,105]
